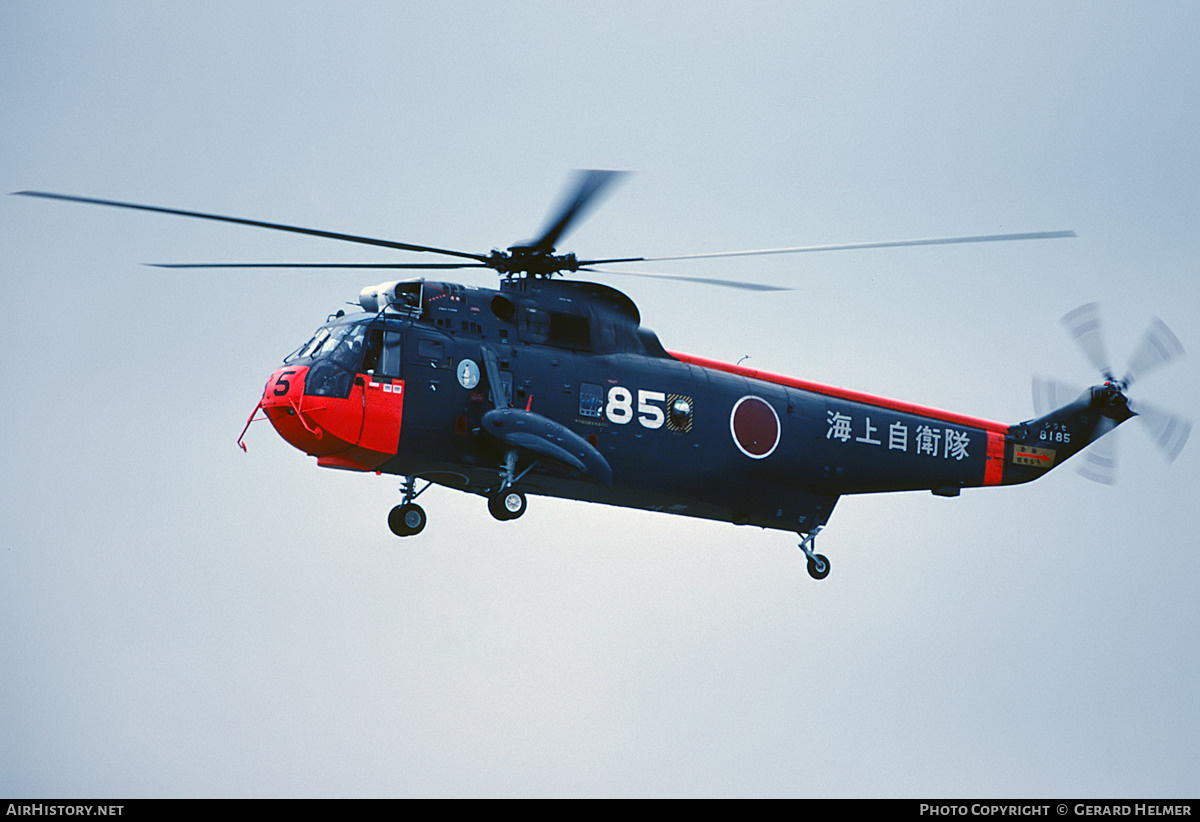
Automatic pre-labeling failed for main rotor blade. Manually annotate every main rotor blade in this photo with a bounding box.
[581,230,1076,266]
[149,262,489,269]
[13,190,490,263]
[1123,316,1184,387]
[525,170,628,253]
[581,266,790,292]
[1060,302,1113,378]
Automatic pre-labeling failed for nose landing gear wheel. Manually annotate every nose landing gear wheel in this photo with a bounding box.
[388,502,427,537]
[488,489,527,521]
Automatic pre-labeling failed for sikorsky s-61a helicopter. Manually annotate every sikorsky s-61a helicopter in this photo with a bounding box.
[17,172,1191,579]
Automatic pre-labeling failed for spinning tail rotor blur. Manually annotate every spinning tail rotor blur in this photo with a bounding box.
[1034,303,1191,484]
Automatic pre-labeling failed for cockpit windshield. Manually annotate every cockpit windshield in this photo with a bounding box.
[289,328,330,361]
[285,321,367,367]
[283,318,370,399]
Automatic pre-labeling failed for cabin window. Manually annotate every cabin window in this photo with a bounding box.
[548,312,591,350]
[519,306,550,343]
[417,339,445,363]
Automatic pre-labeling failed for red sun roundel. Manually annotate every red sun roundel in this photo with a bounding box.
[730,396,780,459]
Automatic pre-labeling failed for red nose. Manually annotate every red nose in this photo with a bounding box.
[255,366,402,472]
[261,365,349,457]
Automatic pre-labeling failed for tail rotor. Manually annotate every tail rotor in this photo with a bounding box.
[1061,302,1115,381]
[1123,316,1185,388]
[1035,303,1190,483]
[1130,397,1191,463]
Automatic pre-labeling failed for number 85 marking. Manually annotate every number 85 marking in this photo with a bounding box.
[606,387,666,429]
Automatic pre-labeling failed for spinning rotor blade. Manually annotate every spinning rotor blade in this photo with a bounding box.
[1073,402,1193,484]
[1123,317,1184,387]
[581,266,790,292]
[581,230,1076,267]
[1130,398,1192,463]
[1061,302,1113,378]
[149,262,489,270]
[1031,375,1082,416]
[1040,304,1191,483]
[1076,429,1118,485]
[13,190,490,263]
[17,182,1075,288]
[525,169,629,253]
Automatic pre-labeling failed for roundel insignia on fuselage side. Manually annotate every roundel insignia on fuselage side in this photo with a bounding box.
[729,395,781,459]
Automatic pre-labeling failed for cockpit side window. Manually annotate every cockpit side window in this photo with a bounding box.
[380,332,403,377]
[363,327,403,378]
[326,325,366,368]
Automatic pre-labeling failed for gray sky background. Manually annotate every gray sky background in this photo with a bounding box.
[2,1,1198,798]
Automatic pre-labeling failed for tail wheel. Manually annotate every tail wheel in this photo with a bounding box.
[388,502,427,537]
[488,489,527,521]
[806,553,831,580]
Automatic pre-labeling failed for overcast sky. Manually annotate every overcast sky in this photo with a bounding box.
[2,1,1198,798]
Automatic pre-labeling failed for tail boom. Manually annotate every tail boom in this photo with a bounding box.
[1001,383,1134,485]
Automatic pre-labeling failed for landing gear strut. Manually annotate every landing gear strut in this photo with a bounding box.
[798,526,831,580]
[388,477,430,537]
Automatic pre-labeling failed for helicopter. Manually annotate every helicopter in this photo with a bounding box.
[15,171,1191,579]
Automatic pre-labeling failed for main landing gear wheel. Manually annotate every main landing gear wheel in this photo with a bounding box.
[806,553,831,580]
[488,489,527,521]
[388,502,427,537]
[797,527,830,580]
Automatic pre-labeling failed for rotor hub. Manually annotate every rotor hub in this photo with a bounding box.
[492,248,580,277]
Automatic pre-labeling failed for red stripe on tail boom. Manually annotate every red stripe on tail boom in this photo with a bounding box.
[985,431,1006,485]
[669,351,1011,436]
